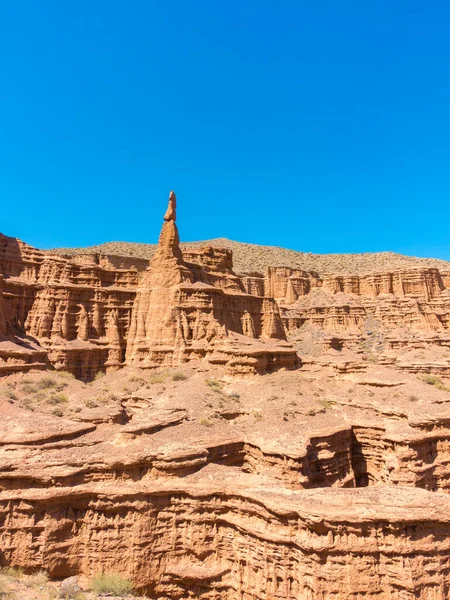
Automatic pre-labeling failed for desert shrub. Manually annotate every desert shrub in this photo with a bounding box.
[199,417,213,427]
[318,399,332,409]
[57,371,75,379]
[149,373,166,384]
[227,391,240,400]
[21,397,35,411]
[172,371,187,381]
[93,370,105,381]
[85,399,98,409]
[28,570,48,587]
[422,375,450,391]
[91,573,134,596]
[48,393,68,405]
[37,376,57,390]
[20,383,38,394]
[52,408,64,417]
[409,395,419,402]
[4,389,17,402]
[206,378,222,392]
[0,567,24,579]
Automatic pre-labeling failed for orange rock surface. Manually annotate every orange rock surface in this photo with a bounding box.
[2,191,450,599]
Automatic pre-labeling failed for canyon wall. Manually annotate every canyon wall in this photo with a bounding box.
[0,193,298,378]
[2,482,450,600]
[1,193,450,378]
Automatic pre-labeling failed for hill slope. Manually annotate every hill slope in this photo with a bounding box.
[48,238,450,276]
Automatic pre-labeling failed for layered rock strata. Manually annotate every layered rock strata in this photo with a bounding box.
[0,193,297,377]
[2,363,450,598]
[2,192,450,378]
[125,192,298,373]
[241,266,450,373]
[2,482,450,599]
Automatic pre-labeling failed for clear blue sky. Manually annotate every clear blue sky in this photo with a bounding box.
[1,1,449,258]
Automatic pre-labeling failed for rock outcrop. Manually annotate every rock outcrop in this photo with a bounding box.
[3,195,450,599]
[236,265,450,375]
[2,363,450,598]
[0,234,146,379]
[126,192,298,374]
[0,192,298,378]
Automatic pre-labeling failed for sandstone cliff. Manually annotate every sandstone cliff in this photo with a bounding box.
[2,195,450,599]
[0,192,298,378]
[126,192,297,374]
[2,363,450,598]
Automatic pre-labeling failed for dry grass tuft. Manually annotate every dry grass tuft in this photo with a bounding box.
[91,572,134,596]
[422,375,450,391]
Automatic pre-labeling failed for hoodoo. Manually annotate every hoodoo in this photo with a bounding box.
[126,191,299,373]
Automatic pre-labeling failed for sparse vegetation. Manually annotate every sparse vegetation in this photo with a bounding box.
[0,567,24,579]
[318,399,333,409]
[38,376,58,390]
[149,373,166,384]
[20,382,38,394]
[57,370,75,379]
[52,408,64,417]
[409,395,420,402]
[0,568,84,600]
[21,397,35,411]
[4,389,17,402]
[172,371,187,381]
[85,399,99,408]
[206,378,222,392]
[48,392,68,405]
[199,417,213,427]
[91,572,134,596]
[422,375,450,391]
[48,240,450,277]
[28,570,49,588]
[93,370,105,381]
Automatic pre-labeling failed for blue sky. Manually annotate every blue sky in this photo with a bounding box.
[1,1,449,258]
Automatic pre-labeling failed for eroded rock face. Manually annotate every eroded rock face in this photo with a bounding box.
[3,191,450,379]
[2,363,450,599]
[119,192,298,374]
[240,265,450,375]
[0,193,299,378]
[2,192,450,599]
[3,483,450,599]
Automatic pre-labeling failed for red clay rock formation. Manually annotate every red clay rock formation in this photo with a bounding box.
[238,264,450,375]
[126,192,298,374]
[1,191,450,380]
[3,193,450,599]
[3,482,450,599]
[0,232,148,379]
[2,363,450,598]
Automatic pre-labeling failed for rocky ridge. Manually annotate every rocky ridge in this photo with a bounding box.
[49,238,450,277]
